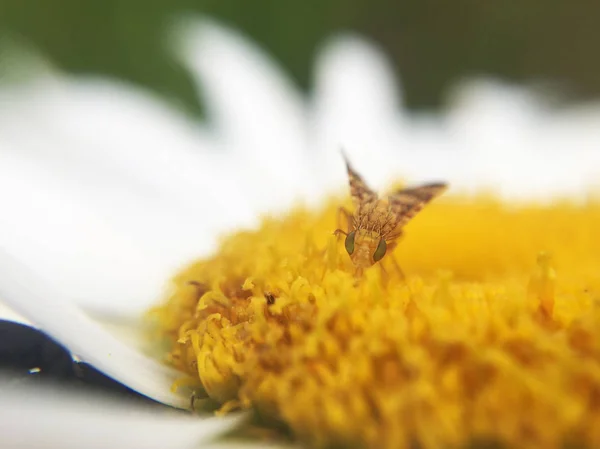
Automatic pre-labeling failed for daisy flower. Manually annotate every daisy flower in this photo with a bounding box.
[2,15,600,449]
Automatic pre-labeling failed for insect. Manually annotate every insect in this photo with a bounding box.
[334,153,448,278]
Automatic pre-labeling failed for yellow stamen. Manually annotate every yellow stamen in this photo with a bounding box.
[529,251,557,319]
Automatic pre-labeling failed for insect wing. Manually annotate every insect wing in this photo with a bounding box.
[343,153,378,208]
[388,182,447,228]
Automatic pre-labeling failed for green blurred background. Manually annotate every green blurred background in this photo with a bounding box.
[0,0,596,117]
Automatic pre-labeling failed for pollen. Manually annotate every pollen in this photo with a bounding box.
[149,193,600,449]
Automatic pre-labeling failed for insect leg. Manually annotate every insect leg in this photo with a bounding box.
[385,240,413,291]
[333,207,353,240]
[190,391,198,414]
[337,206,354,233]
[389,254,416,299]
[333,228,348,238]
[390,255,407,281]
[378,260,391,287]
[354,267,364,282]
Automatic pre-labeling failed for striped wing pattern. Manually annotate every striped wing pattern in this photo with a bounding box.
[343,154,378,208]
[388,183,448,228]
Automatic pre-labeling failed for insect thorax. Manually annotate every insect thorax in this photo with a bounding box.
[353,199,399,239]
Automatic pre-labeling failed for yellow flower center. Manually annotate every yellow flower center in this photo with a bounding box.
[149,193,600,449]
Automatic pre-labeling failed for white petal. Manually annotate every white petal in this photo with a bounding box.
[0,380,243,449]
[0,75,267,317]
[0,250,190,408]
[0,77,255,230]
[443,79,600,199]
[204,444,298,449]
[174,17,317,209]
[0,149,207,318]
[311,34,407,193]
[0,301,31,326]
[201,441,299,449]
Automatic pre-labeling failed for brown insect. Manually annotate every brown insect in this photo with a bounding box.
[334,153,448,277]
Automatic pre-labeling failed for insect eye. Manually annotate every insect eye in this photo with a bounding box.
[344,231,356,255]
[373,239,387,262]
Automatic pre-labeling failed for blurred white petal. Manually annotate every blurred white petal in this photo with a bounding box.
[201,442,298,449]
[0,250,190,408]
[0,148,209,318]
[0,302,31,325]
[0,75,266,318]
[443,79,600,199]
[311,34,406,191]
[0,75,256,224]
[0,380,242,449]
[175,17,317,208]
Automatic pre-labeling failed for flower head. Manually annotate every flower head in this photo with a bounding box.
[152,167,600,448]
